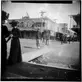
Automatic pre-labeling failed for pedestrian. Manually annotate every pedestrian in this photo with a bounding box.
[36,28,41,49]
[65,34,67,43]
[8,20,22,65]
[67,35,70,44]
[60,34,63,44]
[45,30,50,45]
[63,34,66,43]
[41,31,45,43]
[1,10,10,78]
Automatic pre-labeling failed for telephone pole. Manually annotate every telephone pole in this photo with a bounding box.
[40,11,46,17]
[40,11,46,31]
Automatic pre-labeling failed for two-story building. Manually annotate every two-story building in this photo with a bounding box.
[7,16,57,39]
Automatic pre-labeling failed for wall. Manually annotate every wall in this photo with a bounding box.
[46,18,57,36]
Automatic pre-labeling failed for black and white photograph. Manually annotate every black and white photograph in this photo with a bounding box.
[1,0,81,81]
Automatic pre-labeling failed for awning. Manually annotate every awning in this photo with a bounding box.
[8,27,36,31]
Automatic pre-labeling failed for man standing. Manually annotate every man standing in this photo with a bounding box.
[60,34,64,44]
[45,30,50,45]
[36,29,41,49]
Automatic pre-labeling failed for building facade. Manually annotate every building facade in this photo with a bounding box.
[7,16,57,38]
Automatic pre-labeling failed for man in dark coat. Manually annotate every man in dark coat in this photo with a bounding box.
[36,29,41,48]
[41,31,44,42]
[1,10,10,78]
[60,34,64,44]
[45,30,50,45]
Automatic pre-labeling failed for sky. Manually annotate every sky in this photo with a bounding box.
[2,1,80,28]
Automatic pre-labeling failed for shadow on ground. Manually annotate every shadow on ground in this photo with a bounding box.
[1,62,81,81]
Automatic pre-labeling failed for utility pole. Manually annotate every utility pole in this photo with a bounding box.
[26,12,29,18]
[40,11,46,31]
[40,11,46,17]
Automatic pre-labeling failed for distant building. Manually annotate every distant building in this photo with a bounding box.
[70,14,80,41]
[56,23,68,34]
[7,16,57,39]
[55,23,69,40]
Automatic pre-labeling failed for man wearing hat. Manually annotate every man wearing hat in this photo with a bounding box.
[36,28,41,49]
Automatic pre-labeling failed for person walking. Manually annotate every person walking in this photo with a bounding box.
[60,34,63,44]
[41,31,44,43]
[8,20,22,65]
[45,30,50,45]
[36,28,41,49]
[1,10,10,78]
[41,31,46,44]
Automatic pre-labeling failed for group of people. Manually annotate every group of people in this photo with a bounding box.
[36,29,50,48]
[60,34,70,44]
[60,33,77,44]
[1,10,22,78]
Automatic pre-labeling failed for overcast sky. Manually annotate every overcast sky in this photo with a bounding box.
[2,1,80,27]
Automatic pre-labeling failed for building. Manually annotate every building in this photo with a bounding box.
[7,16,57,39]
[56,23,68,34]
[70,14,80,41]
[55,23,68,40]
